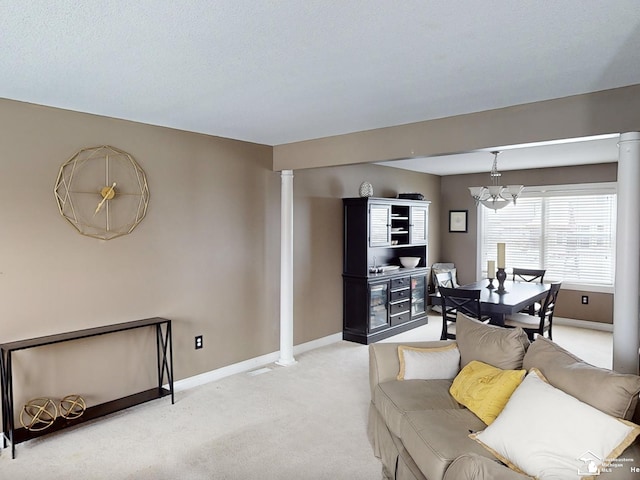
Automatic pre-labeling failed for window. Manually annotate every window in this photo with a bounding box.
[480,183,616,289]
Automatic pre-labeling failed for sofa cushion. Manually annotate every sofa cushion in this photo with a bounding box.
[456,312,530,370]
[471,369,640,479]
[369,341,455,396]
[374,379,460,438]
[523,336,640,420]
[368,405,427,480]
[401,409,493,480]
[449,360,525,425]
[397,343,460,380]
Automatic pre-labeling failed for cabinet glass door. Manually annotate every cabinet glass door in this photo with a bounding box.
[369,282,389,330]
[411,275,426,317]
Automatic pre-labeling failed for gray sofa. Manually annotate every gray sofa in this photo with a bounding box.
[368,313,640,479]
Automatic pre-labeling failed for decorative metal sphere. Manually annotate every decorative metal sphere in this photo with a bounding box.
[60,394,87,420]
[20,398,58,431]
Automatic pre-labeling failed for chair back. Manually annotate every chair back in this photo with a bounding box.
[438,287,483,321]
[528,282,561,340]
[438,287,483,340]
[432,263,457,290]
[540,282,562,322]
[504,282,562,340]
[434,271,454,290]
[512,268,546,284]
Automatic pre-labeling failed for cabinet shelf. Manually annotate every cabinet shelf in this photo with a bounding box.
[371,244,417,250]
[12,388,171,445]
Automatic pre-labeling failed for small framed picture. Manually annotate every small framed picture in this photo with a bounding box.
[449,210,468,233]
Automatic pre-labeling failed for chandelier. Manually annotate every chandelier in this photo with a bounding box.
[468,151,523,211]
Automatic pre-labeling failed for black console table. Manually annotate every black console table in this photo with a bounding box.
[1,317,174,459]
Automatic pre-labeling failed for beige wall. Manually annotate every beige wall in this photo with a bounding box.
[1,86,630,426]
[0,98,280,421]
[439,163,618,323]
[0,98,439,424]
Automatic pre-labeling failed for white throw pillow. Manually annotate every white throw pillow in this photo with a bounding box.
[397,343,460,380]
[471,369,640,479]
[432,267,460,288]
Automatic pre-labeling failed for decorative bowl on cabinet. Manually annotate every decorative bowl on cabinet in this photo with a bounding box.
[399,257,420,268]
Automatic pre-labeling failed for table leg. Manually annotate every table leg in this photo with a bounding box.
[1,351,16,458]
[0,349,6,450]
[167,322,174,405]
[155,322,174,405]
[488,313,505,327]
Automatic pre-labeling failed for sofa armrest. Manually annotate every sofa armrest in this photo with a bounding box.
[599,441,640,479]
[368,340,453,397]
[444,443,640,479]
[443,453,529,480]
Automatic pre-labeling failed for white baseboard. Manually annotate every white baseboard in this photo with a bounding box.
[172,332,342,393]
[554,316,613,332]
[0,335,343,440]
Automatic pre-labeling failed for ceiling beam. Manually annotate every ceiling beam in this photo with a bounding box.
[273,84,640,171]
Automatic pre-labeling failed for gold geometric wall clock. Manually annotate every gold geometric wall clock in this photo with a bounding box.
[54,145,150,240]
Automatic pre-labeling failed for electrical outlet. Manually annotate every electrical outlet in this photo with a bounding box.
[195,335,203,349]
[581,295,589,305]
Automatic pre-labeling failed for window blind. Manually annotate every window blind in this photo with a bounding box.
[482,198,543,272]
[481,187,616,287]
[544,194,616,285]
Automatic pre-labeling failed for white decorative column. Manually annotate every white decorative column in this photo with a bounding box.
[613,132,640,374]
[277,170,296,366]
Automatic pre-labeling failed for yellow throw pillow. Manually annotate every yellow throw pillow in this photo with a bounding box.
[450,360,525,425]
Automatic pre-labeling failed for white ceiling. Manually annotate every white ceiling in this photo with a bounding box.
[376,135,621,175]
[1,1,639,173]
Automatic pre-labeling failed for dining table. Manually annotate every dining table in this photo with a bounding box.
[431,279,551,326]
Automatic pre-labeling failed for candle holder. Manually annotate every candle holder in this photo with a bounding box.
[486,278,495,290]
[496,268,507,293]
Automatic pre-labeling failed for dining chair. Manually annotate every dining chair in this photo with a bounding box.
[512,268,547,315]
[431,263,458,288]
[512,268,546,283]
[435,271,454,290]
[431,271,454,314]
[503,282,561,341]
[438,287,487,340]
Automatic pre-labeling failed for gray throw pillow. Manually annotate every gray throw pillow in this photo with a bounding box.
[523,336,640,420]
[456,312,530,370]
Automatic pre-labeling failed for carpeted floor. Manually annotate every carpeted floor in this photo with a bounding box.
[0,315,612,479]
